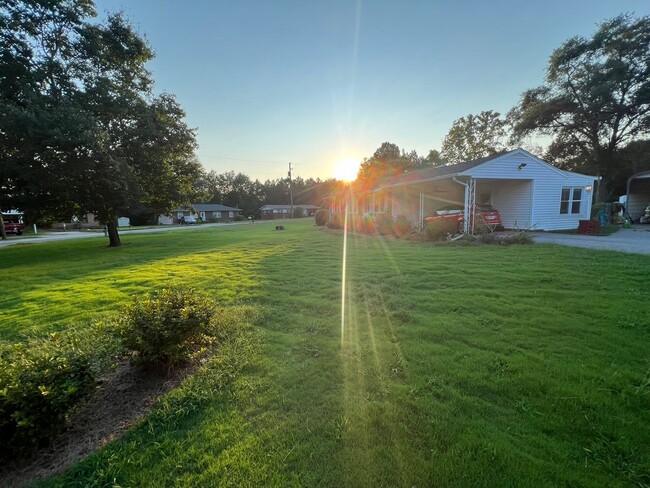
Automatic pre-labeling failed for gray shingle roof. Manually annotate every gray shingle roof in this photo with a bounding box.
[174,203,241,212]
[260,204,320,210]
[376,152,506,189]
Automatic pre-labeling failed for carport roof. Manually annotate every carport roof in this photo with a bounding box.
[374,152,505,190]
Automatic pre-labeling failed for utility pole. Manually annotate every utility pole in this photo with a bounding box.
[288,163,294,219]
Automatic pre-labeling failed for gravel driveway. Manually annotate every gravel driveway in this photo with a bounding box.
[531,227,650,255]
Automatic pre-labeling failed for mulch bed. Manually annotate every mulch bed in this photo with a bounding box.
[1,359,196,488]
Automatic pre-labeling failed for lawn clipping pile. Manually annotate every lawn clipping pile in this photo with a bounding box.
[1,219,649,487]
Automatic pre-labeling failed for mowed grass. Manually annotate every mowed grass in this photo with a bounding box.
[1,220,649,487]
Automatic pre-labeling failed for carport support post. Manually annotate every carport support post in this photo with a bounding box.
[419,188,424,229]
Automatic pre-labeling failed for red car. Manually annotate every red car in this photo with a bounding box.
[3,219,24,235]
[425,204,503,232]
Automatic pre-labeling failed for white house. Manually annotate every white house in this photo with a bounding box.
[158,203,242,224]
[337,149,599,232]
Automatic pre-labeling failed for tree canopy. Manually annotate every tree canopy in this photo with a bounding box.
[0,0,200,245]
[356,142,427,189]
[510,14,650,199]
[440,110,509,163]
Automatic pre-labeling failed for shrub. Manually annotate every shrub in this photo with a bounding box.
[393,215,413,238]
[327,213,344,229]
[469,231,534,246]
[425,219,459,241]
[119,287,216,366]
[315,209,328,226]
[0,330,111,459]
[375,213,394,235]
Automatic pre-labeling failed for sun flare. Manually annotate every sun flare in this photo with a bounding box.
[332,158,360,182]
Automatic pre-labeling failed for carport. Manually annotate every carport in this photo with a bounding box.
[625,170,650,223]
[376,176,533,232]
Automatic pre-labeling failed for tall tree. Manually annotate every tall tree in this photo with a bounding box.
[356,142,424,189]
[0,1,200,246]
[440,110,509,163]
[424,149,444,167]
[510,14,650,199]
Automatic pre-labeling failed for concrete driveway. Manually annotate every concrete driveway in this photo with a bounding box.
[531,227,650,255]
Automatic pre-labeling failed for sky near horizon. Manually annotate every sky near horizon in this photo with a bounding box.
[93,0,649,181]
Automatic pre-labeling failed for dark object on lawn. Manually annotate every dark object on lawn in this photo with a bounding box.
[577,220,600,234]
[275,225,284,231]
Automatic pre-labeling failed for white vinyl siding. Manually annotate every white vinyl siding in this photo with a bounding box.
[487,180,532,230]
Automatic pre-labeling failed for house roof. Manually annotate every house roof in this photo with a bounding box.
[260,204,320,210]
[373,149,598,191]
[375,152,505,190]
[174,203,241,212]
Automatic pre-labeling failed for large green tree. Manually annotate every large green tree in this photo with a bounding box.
[510,14,650,199]
[440,110,509,163]
[0,0,200,246]
[356,142,425,189]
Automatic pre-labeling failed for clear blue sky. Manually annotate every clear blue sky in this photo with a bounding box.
[94,0,648,181]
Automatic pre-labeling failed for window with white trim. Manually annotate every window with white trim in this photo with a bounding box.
[213,211,221,218]
[560,187,582,214]
[229,211,234,218]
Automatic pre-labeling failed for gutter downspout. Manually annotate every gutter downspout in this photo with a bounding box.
[452,176,469,234]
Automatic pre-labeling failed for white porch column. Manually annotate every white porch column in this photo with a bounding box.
[419,188,424,229]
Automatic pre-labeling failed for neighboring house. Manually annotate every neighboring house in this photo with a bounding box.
[331,149,599,232]
[260,204,320,219]
[625,170,650,223]
[159,203,242,224]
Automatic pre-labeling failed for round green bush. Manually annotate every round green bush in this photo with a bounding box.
[425,219,459,241]
[0,335,98,459]
[315,209,328,226]
[119,287,216,366]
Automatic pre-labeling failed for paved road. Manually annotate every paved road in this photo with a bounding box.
[531,227,650,255]
[0,220,277,248]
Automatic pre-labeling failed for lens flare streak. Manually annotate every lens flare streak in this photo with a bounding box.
[341,203,349,342]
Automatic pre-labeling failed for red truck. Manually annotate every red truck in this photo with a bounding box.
[3,219,24,235]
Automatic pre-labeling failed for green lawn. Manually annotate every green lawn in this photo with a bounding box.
[2,220,649,487]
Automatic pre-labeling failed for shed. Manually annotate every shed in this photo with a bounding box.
[625,170,650,223]
[346,149,599,232]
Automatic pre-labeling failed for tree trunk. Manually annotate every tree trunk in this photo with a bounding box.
[106,219,121,247]
[596,177,610,203]
[0,214,6,240]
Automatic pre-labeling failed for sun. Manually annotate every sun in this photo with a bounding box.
[332,157,360,182]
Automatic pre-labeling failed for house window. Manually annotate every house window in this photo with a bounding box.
[229,211,234,218]
[213,211,221,218]
[177,212,184,219]
[560,187,582,214]
[200,212,205,220]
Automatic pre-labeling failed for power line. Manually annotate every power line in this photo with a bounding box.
[200,154,292,165]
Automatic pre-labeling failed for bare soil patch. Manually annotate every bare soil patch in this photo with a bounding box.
[1,358,196,488]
